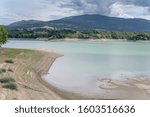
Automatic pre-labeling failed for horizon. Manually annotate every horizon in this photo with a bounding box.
[1,0,150,25]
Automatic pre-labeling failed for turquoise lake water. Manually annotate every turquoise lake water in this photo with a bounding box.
[3,40,150,95]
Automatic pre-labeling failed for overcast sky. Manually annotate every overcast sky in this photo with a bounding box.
[0,0,150,25]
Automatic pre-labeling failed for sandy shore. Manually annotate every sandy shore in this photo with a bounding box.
[48,38,128,42]
[0,48,85,100]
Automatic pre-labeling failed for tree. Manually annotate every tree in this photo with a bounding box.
[129,34,150,41]
[0,26,8,47]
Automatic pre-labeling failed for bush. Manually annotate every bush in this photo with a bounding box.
[5,59,14,64]
[0,68,6,74]
[0,77,17,90]
[2,82,17,90]
[0,77,15,83]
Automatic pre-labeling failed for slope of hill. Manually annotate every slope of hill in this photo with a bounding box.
[8,14,150,32]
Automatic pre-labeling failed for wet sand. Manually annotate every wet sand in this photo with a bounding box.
[97,77,150,100]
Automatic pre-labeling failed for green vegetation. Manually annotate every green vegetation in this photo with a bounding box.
[1,48,35,60]
[0,77,15,83]
[0,48,42,69]
[0,25,8,47]
[0,68,6,74]
[8,28,150,41]
[0,48,43,92]
[5,59,14,64]
[0,68,13,74]
[0,77,17,90]
[129,34,150,41]
[2,82,17,90]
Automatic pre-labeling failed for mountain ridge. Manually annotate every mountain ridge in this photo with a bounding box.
[8,14,150,32]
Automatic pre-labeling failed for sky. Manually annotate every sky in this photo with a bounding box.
[0,0,150,25]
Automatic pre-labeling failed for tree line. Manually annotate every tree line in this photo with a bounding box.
[8,28,150,41]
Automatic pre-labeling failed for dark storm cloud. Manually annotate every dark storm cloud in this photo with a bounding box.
[61,0,150,16]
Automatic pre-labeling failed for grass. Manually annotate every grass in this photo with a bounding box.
[0,77,17,90]
[1,49,33,58]
[0,48,44,91]
[0,47,43,68]
[1,48,36,59]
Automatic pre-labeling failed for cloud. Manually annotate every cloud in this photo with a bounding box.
[134,0,150,6]
[67,0,133,15]
[0,0,150,25]
[109,2,150,20]
[0,0,81,24]
[63,0,150,20]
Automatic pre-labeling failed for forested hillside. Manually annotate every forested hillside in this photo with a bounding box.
[7,14,150,40]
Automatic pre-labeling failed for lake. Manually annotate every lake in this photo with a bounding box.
[3,40,150,96]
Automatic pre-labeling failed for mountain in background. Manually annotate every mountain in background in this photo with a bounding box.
[8,14,150,32]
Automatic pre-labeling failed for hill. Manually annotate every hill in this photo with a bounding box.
[8,14,150,32]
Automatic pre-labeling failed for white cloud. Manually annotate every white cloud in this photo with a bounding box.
[0,0,150,25]
[0,0,82,24]
[109,2,150,20]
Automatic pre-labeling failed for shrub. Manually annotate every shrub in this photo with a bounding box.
[2,82,17,90]
[0,68,6,74]
[0,77,17,90]
[0,77,15,83]
[5,59,14,64]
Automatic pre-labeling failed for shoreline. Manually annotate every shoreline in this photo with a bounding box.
[9,38,150,42]
[0,48,87,100]
[34,50,87,100]
[8,38,150,43]
[36,50,150,100]
[9,38,150,43]
[1,48,150,100]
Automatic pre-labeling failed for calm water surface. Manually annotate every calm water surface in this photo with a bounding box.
[3,40,150,95]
